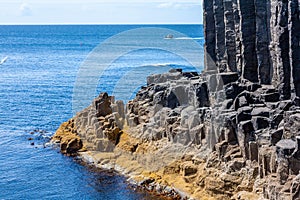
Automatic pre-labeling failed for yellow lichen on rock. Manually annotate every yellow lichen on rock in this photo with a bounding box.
[51,91,272,199]
[52,119,84,154]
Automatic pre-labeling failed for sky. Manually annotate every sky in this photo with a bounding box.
[0,0,203,24]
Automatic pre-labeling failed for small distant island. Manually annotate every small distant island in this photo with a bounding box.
[52,0,300,199]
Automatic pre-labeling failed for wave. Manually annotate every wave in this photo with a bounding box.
[173,37,204,40]
[138,63,201,72]
[140,63,174,67]
[139,63,196,68]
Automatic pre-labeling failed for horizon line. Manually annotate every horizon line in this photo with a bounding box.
[0,23,203,25]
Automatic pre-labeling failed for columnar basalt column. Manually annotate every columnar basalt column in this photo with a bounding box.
[204,0,217,71]
[223,0,237,72]
[213,0,226,72]
[238,0,259,82]
[289,0,300,98]
[270,0,279,86]
[232,0,242,74]
[255,0,272,84]
[271,0,291,100]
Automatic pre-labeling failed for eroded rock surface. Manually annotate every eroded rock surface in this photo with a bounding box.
[52,68,300,199]
[52,0,300,199]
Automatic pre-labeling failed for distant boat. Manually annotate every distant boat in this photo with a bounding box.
[0,56,8,65]
[164,34,174,39]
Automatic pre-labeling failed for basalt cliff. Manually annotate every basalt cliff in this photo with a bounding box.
[52,1,300,199]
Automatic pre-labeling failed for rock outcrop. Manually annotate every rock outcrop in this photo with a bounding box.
[52,120,84,154]
[204,0,300,99]
[201,0,300,199]
[52,1,300,199]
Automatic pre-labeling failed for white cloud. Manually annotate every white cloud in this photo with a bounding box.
[20,2,32,16]
[1,0,202,24]
[157,2,200,10]
[157,2,174,8]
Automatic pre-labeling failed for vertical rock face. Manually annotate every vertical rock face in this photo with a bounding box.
[224,0,237,72]
[232,0,242,73]
[290,0,300,98]
[273,0,292,100]
[255,0,271,84]
[239,0,259,82]
[202,0,300,199]
[203,0,216,71]
[203,0,300,97]
[214,0,226,72]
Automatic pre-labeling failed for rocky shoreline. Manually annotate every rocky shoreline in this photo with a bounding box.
[51,89,193,199]
[52,0,300,199]
[52,69,285,199]
[77,151,185,200]
[51,68,298,199]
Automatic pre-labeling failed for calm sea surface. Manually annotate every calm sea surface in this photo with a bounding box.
[0,25,204,199]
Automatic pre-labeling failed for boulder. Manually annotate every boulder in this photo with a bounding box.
[52,121,83,154]
[94,92,112,117]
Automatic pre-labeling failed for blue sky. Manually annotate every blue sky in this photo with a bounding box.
[0,0,203,24]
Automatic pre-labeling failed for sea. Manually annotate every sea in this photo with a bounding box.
[0,25,204,200]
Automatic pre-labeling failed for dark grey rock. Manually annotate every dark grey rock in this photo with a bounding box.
[224,83,240,100]
[94,92,112,117]
[203,0,216,71]
[270,128,284,145]
[289,0,300,99]
[239,0,258,82]
[213,0,226,72]
[255,0,272,84]
[249,141,258,161]
[223,0,237,72]
[217,72,239,87]
[233,91,255,111]
[236,106,253,123]
[252,117,270,130]
[237,120,254,159]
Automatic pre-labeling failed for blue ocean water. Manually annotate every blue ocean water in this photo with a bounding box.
[0,25,204,199]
